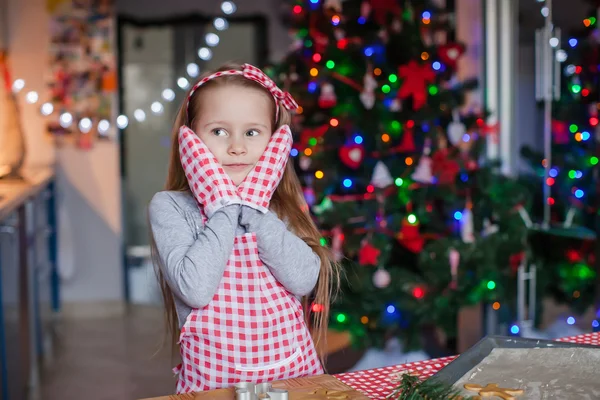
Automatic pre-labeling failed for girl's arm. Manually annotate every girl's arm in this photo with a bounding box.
[239,206,320,297]
[149,191,239,309]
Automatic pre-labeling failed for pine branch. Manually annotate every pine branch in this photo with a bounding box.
[388,374,476,400]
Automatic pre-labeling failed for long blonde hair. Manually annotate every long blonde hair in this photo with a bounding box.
[150,62,340,361]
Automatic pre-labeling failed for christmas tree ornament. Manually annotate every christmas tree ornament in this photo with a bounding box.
[397,128,416,152]
[360,70,378,109]
[448,248,460,289]
[318,83,337,109]
[447,109,466,145]
[339,144,365,169]
[360,1,371,19]
[359,240,381,266]
[437,42,466,69]
[369,0,401,24]
[389,98,402,111]
[398,61,435,110]
[397,217,425,253]
[482,218,499,236]
[299,124,328,150]
[412,138,433,183]
[371,161,394,188]
[372,267,391,288]
[460,198,474,243]
[324,0,343,12]
[331,225,345,262]
[299,156,312,171]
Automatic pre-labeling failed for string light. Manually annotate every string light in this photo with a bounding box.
[567,316,576,325]
[310,68,319,77]
[312,303,324,312]
[293,5,302,14]
[330,118,339,127]
[336,313,347,323]
[79,118,92,133]
[360,316,369,324]
[5,2,235,137]
[315,170,324,179]
[304,148,313,156]
[312,53,322,62]
[407,214,417,224]
[405,157,413,166]
[381,133,390,142]
[221,1,236,14]
[492,302,501,310]
[386,305,396,314]
[326,60,335,69]
[510,324,520,334]
[213,17,228,31]
[487,280,496,290]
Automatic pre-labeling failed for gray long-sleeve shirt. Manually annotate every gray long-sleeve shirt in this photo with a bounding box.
[148,190,321,328]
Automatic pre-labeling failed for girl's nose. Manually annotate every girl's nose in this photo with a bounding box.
[228,137,247,155]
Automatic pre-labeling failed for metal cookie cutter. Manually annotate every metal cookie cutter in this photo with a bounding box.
[234,382,289,400]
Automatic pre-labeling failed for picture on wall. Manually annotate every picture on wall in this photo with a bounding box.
[46,0,116,148]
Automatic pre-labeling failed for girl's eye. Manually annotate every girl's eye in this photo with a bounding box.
[246,129,260,137]
[212,128,227,137]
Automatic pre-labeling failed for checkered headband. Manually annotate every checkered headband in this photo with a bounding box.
[186,63,298,123]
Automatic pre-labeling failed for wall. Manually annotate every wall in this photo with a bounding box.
[7,0,124,314]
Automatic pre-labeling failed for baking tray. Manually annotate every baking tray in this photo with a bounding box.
[430,335,600,385]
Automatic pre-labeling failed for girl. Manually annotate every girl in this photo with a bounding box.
[148,62,339,393]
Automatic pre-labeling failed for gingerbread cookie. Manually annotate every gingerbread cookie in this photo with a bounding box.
[464,383,524,400]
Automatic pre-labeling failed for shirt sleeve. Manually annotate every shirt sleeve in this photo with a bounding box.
[239,205,320,297]
[148,192,239,309]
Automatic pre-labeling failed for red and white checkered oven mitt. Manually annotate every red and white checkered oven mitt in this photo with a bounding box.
[237,124,293,213]
[178,126,241,217]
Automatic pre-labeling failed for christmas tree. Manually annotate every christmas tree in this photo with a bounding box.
[268,0,532,350]
[520,4,599,319]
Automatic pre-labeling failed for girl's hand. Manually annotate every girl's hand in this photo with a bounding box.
[178,126,241,217]
[237,125,293,213]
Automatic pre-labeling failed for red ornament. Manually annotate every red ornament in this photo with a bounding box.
[437,43,465,69]
[431,149,460,185]
[397,219,424,253]
[398,61,435,110]
[367,0,401,24]
[359,242,381,266]
[299,124,329,150]
[397,128,416,152]
[509,252,525,274]
[339,144,365,169]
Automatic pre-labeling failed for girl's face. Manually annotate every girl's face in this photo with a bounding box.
[193,85,273,186]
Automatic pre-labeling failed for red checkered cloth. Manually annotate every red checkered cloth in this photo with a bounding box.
[175,233,323,392]
[178,126,241,217]
[237,125,293,213]
[335,332,600,399]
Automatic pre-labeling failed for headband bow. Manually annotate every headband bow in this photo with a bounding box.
[186,63,298,122]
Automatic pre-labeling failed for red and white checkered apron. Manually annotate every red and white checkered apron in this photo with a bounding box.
[175,124,323,393]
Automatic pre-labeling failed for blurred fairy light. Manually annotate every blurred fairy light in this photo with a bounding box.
[41,102,54,116]
[198,47,213,61]
[79,118,92,133]
[221,1,236,15]
[162,88,176,102]
[59,112,73,128]
[187,63,200,77]
[205,33,220,47]
[214,17,228,31]
[12,79,25,93]
[177,77,190,89]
